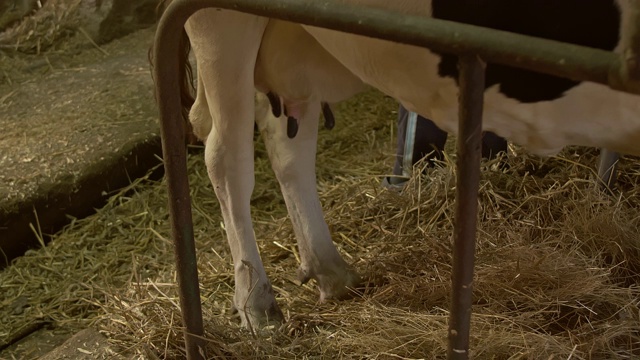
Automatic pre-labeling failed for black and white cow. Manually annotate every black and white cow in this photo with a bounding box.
[172,0,640,327]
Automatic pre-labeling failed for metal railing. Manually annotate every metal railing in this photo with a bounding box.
[152,1,640,359]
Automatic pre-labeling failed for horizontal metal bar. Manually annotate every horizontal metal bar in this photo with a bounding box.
[166,0,639,94]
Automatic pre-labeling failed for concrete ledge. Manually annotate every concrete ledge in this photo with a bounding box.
[0,29,163,267]
[0,137,162,267]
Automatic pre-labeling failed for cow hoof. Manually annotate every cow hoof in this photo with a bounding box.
[297,264,361,301]
[318,268,361,301]
[233,295,284,330]
[232,261,285,329]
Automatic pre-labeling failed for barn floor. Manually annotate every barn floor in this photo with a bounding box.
[2,5,640,359]
[1,7,162,357]
[0,27,162,267]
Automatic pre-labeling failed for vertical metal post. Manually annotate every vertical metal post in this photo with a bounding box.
[622,0,640,82]
[597,149,619,189]
[448,55,485,360]
[599,0,640,191]
[153,2,207,359]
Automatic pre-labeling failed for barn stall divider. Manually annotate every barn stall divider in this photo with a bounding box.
[152,1,640,359]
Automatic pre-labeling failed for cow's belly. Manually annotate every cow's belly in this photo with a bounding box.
[427,80,640,156]
[304,26,640,156]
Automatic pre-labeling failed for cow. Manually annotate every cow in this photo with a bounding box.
[159,0,640,328]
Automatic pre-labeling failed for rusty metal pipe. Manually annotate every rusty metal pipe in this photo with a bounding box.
[153,4,208,360]
[448,55,485,360]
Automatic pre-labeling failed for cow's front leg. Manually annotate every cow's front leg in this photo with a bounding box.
[256,96,360,301]
[186,11,282,328]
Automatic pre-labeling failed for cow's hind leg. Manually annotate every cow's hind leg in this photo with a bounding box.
[256,95,360,301]
[186,10,282,328]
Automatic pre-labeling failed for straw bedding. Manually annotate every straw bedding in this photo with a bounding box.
[1,89,639,359]
[1,3,639,357]
[0,0,84,54]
